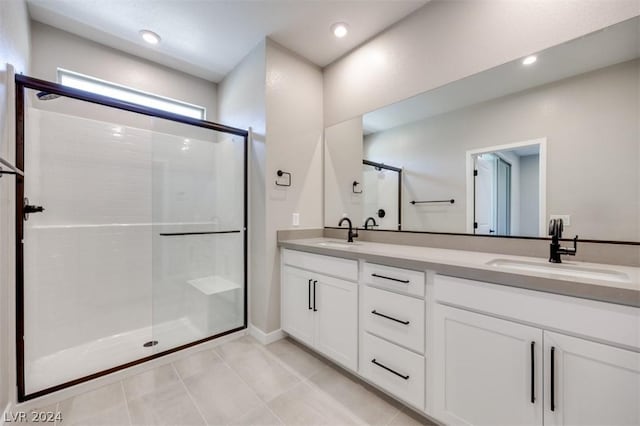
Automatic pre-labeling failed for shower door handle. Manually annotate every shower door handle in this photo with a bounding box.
[23,198,45,221]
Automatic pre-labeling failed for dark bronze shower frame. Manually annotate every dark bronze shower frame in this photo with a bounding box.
[363,159,403,230]
[14,74,249,402]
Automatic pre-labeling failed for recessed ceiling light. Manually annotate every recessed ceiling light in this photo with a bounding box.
[140,30,161,45]
[331,23,349,38]
[522,55,537,66]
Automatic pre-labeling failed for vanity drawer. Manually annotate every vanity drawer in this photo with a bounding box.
[363,263,425,298]
[360,332,425,410]
[282,249,358,281]
[361,285,425,353]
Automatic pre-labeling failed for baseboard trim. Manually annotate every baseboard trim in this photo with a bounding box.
[248,325,285,345]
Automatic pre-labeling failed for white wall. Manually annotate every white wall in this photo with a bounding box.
[30,21,217,119]
[363,60,639,240]
[217,41,268,335]
[324,117,363,227]
[0,0,30,411]
[323,0,640,126]
[264,40,323,332]
[218,39,323,334]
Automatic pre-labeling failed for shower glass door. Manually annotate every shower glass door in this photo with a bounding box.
[150,119,246,351]
[361,160,402,230]
[17,76,247,401]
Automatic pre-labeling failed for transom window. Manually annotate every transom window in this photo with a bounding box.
[57,68,206,120]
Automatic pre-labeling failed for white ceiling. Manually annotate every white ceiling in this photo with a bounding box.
[27,0,429,82]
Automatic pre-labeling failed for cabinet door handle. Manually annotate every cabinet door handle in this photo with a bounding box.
[371,359,409,380]
[550,346,556,412]
[530,341,535,404]
[371,310,410,325]
[313,280,317,312]
[308,279,312,310]
[371,273,410,284]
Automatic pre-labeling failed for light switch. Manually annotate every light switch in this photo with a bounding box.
[292,213,300,226]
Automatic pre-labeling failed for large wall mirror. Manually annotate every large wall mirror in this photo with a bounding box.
[324,17,639,242]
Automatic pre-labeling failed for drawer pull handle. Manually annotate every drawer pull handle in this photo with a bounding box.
[371,359,410,380]
[371,273,410,284]
[313,280,318,312]
[371,310,410,325]
[530,341,535,404]
[550,346,556,412]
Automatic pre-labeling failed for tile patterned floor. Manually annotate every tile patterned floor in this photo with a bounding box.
[26,336,436,426]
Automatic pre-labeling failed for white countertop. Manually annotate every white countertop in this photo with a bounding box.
[279,238,640,307]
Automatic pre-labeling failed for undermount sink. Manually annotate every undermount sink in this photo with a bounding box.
[486,258,631,283]
[316,241,359,249]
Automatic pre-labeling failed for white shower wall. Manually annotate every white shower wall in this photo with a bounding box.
[23,105,244,393]
[24,108,153,362]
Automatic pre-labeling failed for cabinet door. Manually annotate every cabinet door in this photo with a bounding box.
[433,304,543,426]
[314,274,358,371]
[281,266,314,346]
[544,331,640,426]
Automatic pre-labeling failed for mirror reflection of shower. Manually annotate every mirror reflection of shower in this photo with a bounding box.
[361,160,402,230]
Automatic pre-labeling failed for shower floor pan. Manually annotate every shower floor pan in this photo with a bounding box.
[24,317,202,395]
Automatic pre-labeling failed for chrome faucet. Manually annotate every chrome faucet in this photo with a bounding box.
[548,218,578,263]
[338,217,359,243]
[364,217,378,230]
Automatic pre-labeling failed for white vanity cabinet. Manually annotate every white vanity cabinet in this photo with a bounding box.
[432,275,640,426]
[281,249,358,371]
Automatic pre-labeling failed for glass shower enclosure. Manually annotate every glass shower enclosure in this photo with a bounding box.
[14,75,247,401]
[361,160,402,230]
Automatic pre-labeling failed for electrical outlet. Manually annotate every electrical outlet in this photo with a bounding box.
[292,213,300,226]
[550,214,571,226]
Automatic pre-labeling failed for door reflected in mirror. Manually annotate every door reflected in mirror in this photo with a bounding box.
[468,140,544,237]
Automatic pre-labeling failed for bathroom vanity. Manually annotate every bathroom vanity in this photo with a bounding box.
[279,238,640,426]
